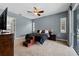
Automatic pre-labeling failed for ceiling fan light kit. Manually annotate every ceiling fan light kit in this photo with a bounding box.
[34,13,37,15]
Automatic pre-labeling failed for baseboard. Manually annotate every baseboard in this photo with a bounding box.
[15,34,26,39]
[15,35,25,40]
[56,38,68,41]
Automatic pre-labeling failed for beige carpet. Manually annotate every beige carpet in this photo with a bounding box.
[14,37,77,56]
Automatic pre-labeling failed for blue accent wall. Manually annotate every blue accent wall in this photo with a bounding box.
[34,11,69,40]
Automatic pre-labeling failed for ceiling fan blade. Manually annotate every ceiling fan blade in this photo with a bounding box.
[33,7,37,10]
[37,13,41,16]
[38,10,44,13]
[27,11,32,13]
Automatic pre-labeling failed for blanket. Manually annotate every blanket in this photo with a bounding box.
[25,33,48,44]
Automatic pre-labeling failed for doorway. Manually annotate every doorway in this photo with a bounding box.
[73,4,79,55]
[7,16,16,39]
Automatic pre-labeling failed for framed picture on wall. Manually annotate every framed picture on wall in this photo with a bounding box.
[60,17,66,33]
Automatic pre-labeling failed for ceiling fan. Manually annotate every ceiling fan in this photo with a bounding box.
[27,7,44,16]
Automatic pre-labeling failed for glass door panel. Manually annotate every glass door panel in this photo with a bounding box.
[74,5,79,55]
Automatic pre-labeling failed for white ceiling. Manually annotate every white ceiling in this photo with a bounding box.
[0,3,70,19]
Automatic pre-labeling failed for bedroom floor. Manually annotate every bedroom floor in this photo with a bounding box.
[14,37,77,56]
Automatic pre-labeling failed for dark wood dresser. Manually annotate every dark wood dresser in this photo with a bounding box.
[0,33,14,56]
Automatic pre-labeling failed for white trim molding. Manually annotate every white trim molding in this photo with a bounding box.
[69,3,79,47]
[72,4,79,11]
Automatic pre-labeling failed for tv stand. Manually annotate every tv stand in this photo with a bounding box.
[0,33,14,56]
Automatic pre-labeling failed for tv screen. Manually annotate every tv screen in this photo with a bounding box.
[0,8,7,30]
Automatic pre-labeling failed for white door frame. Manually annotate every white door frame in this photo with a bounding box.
[7,16,16,39]
[70,3,79,47]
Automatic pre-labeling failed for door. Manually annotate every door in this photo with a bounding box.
[73,5,79,55]
[7,16,16,39]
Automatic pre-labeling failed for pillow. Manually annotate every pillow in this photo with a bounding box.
[45,30,48,33]
[39,30,42,33]
[45,30,51,37]
[41,30,45,33]
[37,30,42,34]
[37,30,40,33]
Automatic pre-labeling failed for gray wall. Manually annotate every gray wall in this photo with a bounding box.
[0,9,32,38]
[72,3,76,9]
[34,11,69,40]
[8,12,32,37]
[15,15,32,37]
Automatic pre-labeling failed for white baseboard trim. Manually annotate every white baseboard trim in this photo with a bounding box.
[15,36,25,40]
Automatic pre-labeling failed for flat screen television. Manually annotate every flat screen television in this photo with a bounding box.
[0,8,7,31]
